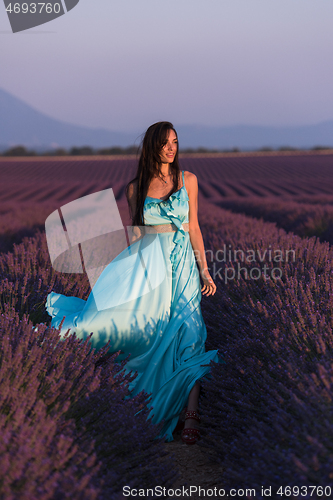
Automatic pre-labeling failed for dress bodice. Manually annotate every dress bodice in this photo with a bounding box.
[143,170,189,267]
[143,170,189,226]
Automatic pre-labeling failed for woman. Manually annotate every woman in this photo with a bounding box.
[124,121,219,444]
[45,121,220,444]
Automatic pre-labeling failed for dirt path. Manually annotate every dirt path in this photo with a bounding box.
[164,430,225,499]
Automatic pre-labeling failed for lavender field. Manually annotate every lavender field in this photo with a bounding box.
[1,152,333,499]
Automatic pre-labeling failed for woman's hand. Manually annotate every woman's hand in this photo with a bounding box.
[200,268,216,296]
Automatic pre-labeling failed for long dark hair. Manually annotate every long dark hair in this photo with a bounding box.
[125,121,181,226]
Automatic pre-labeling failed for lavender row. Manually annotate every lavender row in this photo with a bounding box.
[0,182,128,255]
[0,228,91,322]
[197,204,333,497]
[0,202,58,255]
[1,154,333,186]
[0,233,177,498]
[215,196,333,245]
[2,196,333,496]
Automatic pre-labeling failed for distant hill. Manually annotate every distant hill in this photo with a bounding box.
[1,87,333,151]
[0,88,139,152]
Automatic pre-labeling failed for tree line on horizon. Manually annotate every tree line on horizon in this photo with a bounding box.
[0,144,332,157]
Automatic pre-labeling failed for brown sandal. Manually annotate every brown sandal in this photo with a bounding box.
[181,410,201,445]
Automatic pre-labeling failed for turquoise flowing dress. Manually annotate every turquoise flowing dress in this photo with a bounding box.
[45,171,220,441]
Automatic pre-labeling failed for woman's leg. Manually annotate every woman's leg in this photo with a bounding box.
[184,381,200,429]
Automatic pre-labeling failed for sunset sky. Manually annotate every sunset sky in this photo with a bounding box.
[0,0,332,134]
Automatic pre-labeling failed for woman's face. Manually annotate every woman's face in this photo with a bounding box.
[159,129,178,164]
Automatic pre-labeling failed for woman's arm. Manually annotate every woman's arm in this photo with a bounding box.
[126,181,137,219]
[186,171,216,296]
[126,181,142,242]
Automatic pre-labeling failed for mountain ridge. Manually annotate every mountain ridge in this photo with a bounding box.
[1,87,332,151]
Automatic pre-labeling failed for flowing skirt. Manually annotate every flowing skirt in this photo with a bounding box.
[46,230,220,441]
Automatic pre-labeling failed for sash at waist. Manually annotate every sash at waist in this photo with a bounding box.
[144,222,189,234]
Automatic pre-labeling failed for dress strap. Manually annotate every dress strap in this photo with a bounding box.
[182,170,184,187]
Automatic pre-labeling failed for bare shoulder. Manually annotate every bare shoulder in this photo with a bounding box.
[183,170,198,193]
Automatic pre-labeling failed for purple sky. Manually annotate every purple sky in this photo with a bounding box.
[1,0,332,133]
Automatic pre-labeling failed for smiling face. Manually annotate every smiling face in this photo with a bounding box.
[159,129,178,165]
